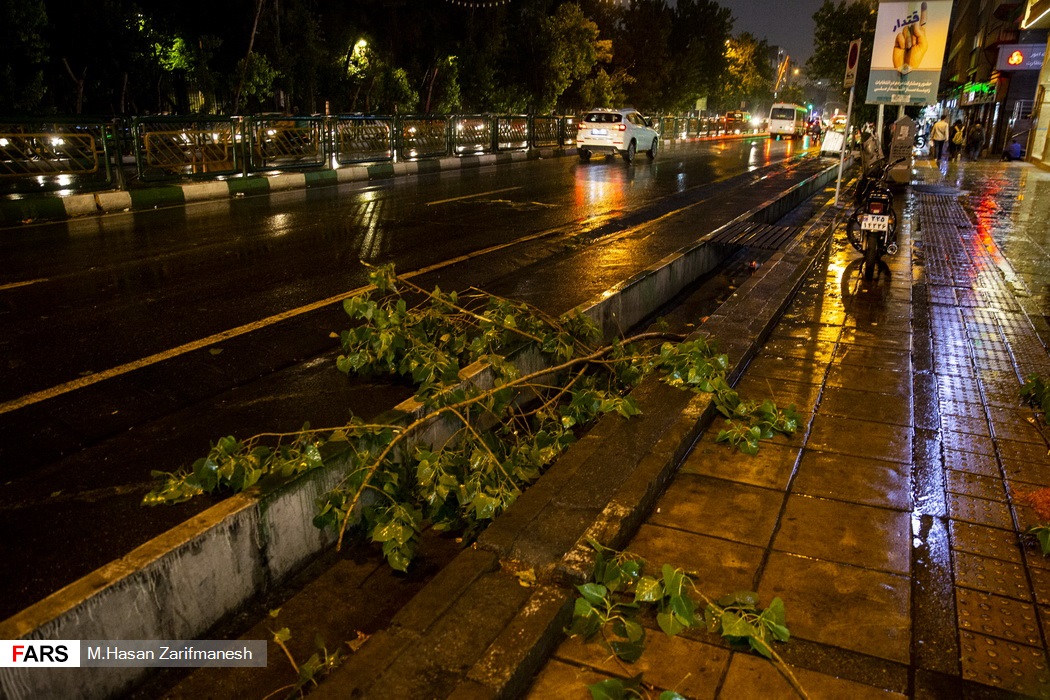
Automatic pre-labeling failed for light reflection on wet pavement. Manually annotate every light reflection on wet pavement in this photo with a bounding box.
[530,159,1050,697]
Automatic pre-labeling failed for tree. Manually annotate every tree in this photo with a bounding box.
[535,3,606,113]
[235,52,280,112]
[610,0,674,113]
[0,0,49,113]
[776,83,807,106]
[805,0,878,119]
[425,55,463,115]
[716,33,774,113]
[667,0,734,112]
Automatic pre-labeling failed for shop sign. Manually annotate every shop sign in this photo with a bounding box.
[995,44,1046,71]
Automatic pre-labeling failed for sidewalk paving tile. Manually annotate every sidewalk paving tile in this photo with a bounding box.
[525,161,1050,698]
[757,551,910,664]
[791,450,911,510]
[720,652,907,699]
[679,437,801,491]
[805,414,912,463]
[647,475,785,547]
[627,524,763,596]
[772,494,911,574]
[959,630,1050,697]
[956,588,1043,646]
[548,631,731,699]
[818,385,913,426]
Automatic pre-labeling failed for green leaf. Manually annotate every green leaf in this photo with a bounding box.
[749,635,774,659]
[768,622,791,642]
[657,610,687,637]
[273,627,291,643]
[661,564,684,597]
[1032,525,1050,556]
[766,597,787,626]
[612,617,646,643]
[471,492,500,520]
[577,583,609,606]
[720,610,758,638]
[718,591,760,607]
[668,594,698,628]
[588,678,627,700]
[609,636,646,662]
[633,575,664,603]
[371,519,403,543]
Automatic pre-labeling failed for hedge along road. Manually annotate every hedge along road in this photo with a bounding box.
[0,135,824,619]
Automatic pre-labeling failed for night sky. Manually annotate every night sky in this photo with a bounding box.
[719,0,828,64]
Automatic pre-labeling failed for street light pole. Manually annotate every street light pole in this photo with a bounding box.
[835,84,855,207]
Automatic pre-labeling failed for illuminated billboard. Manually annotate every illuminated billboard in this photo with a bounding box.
[865,1,955,105]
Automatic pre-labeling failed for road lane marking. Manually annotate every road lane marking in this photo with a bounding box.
[0,223,571,416]
[426,186,521,206]
[4,155,813,415]
[0,278,48,291]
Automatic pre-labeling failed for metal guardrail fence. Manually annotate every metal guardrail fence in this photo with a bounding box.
[132,116,242,180]
[0,118,114,190]
[0,113,745,193]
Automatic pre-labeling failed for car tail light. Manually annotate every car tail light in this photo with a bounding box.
[618,124,627,131]
[577,122,586,130]
[868,201,885,214]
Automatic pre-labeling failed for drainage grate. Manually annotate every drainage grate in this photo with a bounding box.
[707,221,802,252]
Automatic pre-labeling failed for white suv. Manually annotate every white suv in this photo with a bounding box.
[576,108,660,164]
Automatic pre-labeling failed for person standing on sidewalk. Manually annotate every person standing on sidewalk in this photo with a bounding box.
[966,122,984,161]
[949,119,965,161]
[930,114,949,161]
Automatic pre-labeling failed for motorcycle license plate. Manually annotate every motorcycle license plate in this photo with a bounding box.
[861,214,889,231]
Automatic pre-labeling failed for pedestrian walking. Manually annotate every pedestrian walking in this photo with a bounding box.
[930,115,949,162]
[949,119,964,161]
[966,122,984,161]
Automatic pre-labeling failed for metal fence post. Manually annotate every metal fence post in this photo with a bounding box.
[111,118,126,190]
[240,116,250,177]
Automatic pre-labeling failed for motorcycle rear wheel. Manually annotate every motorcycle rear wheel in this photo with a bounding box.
[863,229,879,280]
[846,207,897,254]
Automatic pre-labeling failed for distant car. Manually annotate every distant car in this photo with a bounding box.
[723,111,753,134]
[576,108,659,163]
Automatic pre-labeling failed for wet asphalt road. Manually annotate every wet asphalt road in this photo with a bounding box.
[0,135,820,619]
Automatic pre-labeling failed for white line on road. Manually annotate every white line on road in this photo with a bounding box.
[4,157,764,415]
[0,223,567,415]
[426,186,521,206]
[0,278,48,291]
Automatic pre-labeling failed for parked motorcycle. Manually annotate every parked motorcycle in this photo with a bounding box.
[845,157,907,279]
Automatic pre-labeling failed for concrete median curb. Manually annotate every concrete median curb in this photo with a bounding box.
[0,158,842,700]
[313,175,846,699]
[0,149,561,226]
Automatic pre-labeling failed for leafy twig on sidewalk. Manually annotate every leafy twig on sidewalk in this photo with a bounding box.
[145,265,800,571]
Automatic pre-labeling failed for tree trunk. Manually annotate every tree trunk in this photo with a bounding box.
[234,0,266,114]
[425,66,438,114]
[62,58,86,114]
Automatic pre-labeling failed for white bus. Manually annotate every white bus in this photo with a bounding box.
[769,103,808,137]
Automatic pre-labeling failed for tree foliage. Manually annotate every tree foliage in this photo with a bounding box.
[0,0,49,113]
[805,0,879,118]
[145,265,799,572]
[7,0,755,117]
[718,33,774,112]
